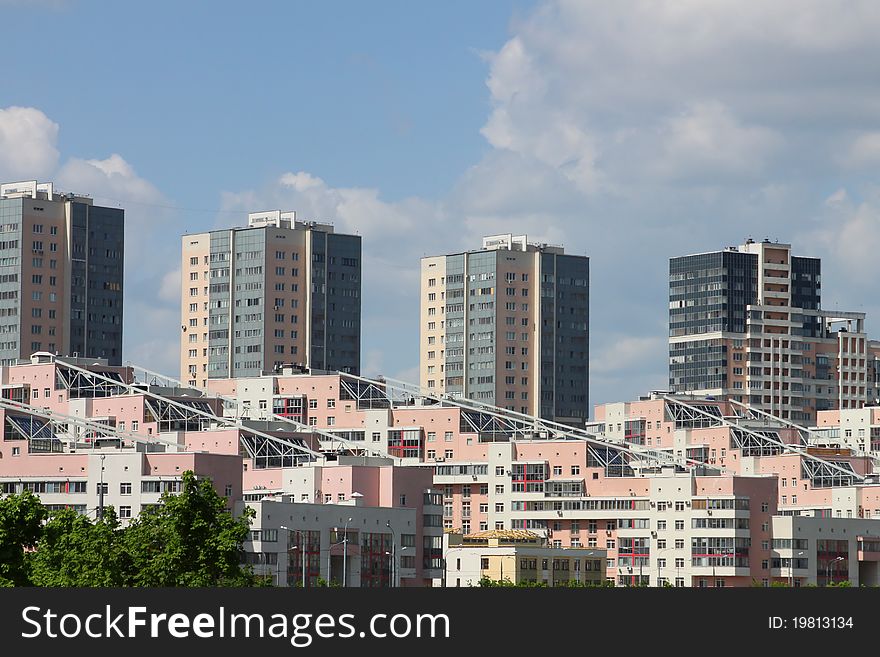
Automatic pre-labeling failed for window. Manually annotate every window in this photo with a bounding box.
[571,465,580,475]
[119,507,132,519]
[308,399,318,409]
[445,450,453,459]
[444,431,453,441]
[120,482,131,495]
[327,399,335,408]
[675,520,685,530]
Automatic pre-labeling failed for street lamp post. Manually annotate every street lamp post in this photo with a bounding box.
[789,551,805,588]
[280,525,306,588]
[342,517,352,588]
[386,521,396,587]
[827,556,845,586]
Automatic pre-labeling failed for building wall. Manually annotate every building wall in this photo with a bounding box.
[420,236,588,424]
[0,185,122,366]
[181,216,361,385]
[244,499,424,587]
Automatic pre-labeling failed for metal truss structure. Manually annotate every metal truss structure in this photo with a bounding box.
[54,359,322,467]
[728,399,880,469]
[801,461,862,488]
[341,373,723,475]
[664,400,723,429]
[661,396,867,485]
[115,361,396,462]
[729,428,784,457]
[801,459,861,488]
[55,366,129,398]
[0,397,185,452]
[338,377,393,410]
[143,397,217,433]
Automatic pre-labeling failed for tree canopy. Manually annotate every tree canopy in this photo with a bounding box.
[0,470,267,587]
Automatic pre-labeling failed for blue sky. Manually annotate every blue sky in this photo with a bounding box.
[1,0,522,200]
[2,1,880,412]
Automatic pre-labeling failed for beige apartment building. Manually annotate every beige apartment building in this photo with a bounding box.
[180,210,361,386]
[0,180,124,365]
[420,234,589,424]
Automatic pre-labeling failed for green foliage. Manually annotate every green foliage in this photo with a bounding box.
[30,507,129,586]
[1,470,265,587]
[0,490,47,586]
[121,471,259,586]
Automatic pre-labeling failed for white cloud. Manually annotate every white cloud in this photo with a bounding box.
[592,336,667,375]
[123,302,180,376]
[159,268,181,305]
[0,106,59,181]
[825,188,849,206]
[810,200,880,281]
[279,171,325,192]
[651,102,782,181]
[56,152,180,375]
[56,154,163,206]
[840,132,880,168]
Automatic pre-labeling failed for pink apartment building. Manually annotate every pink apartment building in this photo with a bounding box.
[202,369,880,585]
[5,355,880,586]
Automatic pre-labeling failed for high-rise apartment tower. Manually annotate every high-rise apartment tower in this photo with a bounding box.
[180,211,361,385]
[669,238,880,422]
[420,234,589,424]
[0,180,124,365]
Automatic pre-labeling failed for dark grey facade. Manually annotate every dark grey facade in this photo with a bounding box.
[309,231,361,374]
[540,253,589,422]
[791,256,821,338]
[668,250,757,392]
[68,202,124,365]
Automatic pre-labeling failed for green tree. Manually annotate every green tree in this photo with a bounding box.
[30,507,129,586]
[0,490,47,586]
[121,471,260,586]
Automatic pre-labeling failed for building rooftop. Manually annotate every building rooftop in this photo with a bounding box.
[246,210,334,233]
[0,180,92,204]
